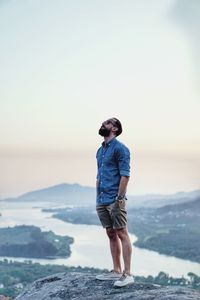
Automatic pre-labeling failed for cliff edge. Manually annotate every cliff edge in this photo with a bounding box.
[15,272,200,300]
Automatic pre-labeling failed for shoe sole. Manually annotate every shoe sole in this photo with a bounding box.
[96,277,122,281]
[114,281,134,287]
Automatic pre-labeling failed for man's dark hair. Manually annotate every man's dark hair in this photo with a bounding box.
[112,118,122,136]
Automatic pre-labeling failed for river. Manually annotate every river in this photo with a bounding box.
[0,201,199,277]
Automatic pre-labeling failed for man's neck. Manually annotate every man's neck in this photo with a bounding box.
[104,134,116,144]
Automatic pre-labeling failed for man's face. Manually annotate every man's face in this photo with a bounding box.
[98,119,117,137]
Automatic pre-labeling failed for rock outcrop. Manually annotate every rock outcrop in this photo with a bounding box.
[16,272,200,300]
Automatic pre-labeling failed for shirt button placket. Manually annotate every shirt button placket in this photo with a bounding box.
[100,152,105,203]
[101,155,104,180]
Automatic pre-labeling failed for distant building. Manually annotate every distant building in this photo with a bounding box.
[14,283,24,289]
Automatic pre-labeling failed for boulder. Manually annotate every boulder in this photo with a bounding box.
[16,272,200,300]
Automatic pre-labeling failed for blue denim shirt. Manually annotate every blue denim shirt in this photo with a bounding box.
[96,137,130,205]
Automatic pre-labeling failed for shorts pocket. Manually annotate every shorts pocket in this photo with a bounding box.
[117,199,126,209]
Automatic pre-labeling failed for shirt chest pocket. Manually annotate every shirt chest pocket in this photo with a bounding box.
[104,152,117,166]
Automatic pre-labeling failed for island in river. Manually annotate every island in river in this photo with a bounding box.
[0,225,73,259]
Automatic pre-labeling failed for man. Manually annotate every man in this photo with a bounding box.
[95,117,134,287]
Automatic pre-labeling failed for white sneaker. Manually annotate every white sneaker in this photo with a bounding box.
[96,270,122,281]
[114,272,134,287]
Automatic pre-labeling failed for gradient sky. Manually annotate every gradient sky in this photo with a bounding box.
[0,0,200,198]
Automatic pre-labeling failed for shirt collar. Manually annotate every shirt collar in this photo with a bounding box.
[102,137,116,147]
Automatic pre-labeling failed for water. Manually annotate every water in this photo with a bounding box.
[0,201,200,277]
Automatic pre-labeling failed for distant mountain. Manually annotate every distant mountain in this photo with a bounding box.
[128,189,200,207]
[2,183,95,206]
[156,197,200,218]
[1,183,200,208]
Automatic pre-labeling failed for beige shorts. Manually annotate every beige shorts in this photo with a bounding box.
[96,199,127,229]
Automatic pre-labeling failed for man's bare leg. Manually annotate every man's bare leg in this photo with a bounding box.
[106,228,122,273]
[116,226,132,275]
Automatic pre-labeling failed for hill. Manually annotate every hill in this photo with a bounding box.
[130,197,200,262]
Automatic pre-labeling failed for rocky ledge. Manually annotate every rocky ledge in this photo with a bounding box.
[16,272,200,300]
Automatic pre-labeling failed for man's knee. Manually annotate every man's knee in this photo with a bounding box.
[116,227,128,240]
[106,228,117,240]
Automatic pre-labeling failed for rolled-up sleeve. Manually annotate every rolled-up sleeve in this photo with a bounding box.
[116,146,130,177]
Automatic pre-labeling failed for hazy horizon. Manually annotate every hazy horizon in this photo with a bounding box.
[1,180,200,201]
[1,0,200,198]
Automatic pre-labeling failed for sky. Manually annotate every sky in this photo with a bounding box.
[0,0,200,199]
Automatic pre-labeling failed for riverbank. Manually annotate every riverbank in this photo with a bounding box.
[45,199,200,263]
[0,201,200,277]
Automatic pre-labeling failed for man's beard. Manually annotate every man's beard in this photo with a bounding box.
[98,127,111,137]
